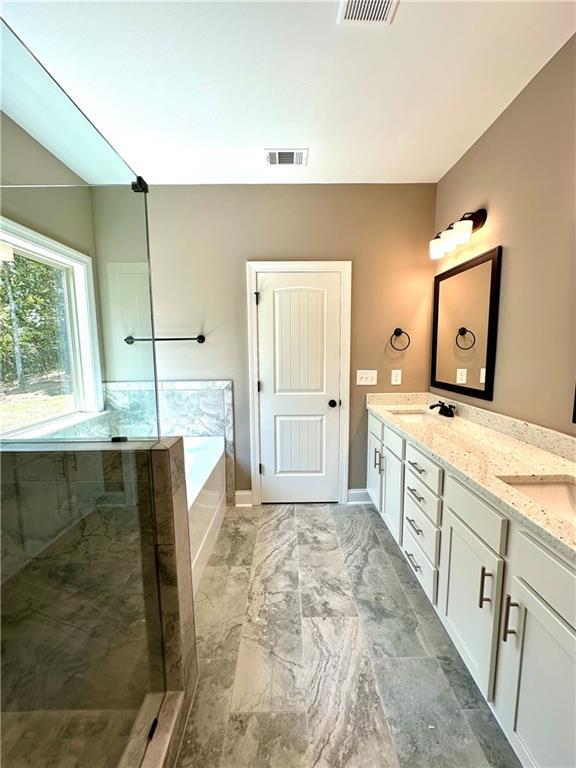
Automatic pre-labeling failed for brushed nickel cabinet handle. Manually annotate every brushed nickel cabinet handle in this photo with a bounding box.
[408,460,425,475]
[374,448,380,469]
[404,550,421,572]
[478,566,493,608]
[406,517,423,536]
[407,486,425,503]
[379,453,385,475]
[502,594,519,642]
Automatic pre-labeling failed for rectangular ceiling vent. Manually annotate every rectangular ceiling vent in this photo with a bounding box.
[266,149,309,167]
[337,0,399,25]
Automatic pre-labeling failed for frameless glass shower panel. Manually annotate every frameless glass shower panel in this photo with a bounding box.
[1,445,165,768]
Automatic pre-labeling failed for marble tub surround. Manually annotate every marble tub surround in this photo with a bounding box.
[175,502,519,768]
[105,379,236,504]
[367,399,576,560]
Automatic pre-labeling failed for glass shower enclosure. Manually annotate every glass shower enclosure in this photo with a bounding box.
[1,20,165,768]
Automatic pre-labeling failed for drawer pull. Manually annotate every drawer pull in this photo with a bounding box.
[404,550,421,572]
[373,448,380,469]
[407,486,424,503]
[408,460,425,475]
[406,517,423,536]
[478,566,493,608]
[502,594,519,642]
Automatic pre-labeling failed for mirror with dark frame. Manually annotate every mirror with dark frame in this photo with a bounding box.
[431,246,502,401]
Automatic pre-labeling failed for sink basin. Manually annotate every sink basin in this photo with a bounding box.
[389,410,442,424]
[501,476,576,523]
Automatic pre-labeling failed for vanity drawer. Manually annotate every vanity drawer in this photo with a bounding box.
[516,533,576,628]
[402,526,438,604]
[444,476,508,555]
[384,426,405,460]
[368,413,384,441]
[403,496,440,565]
[405,471,442,525]
[405,444,443,495]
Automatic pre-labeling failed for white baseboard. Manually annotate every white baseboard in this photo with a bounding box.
[347,488,370,504]
[235,490,253,506]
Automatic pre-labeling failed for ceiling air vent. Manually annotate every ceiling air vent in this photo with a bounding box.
[337,0,399,25]
[266,149,309,167]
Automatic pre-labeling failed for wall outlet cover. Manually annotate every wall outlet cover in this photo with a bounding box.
[391,369,402,385]
[356,369,377,386]
[480,367,486,384]
[456,368,468,384]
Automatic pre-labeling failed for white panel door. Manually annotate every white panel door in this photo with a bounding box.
[257,271,342,502]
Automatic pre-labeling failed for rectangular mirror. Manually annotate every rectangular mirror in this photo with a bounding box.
[431,246,502,400]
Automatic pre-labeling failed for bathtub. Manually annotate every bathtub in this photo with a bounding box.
[182,436,226,593]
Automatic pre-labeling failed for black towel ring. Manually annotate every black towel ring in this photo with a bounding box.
[455,327,476,350]
[390,328,411,351]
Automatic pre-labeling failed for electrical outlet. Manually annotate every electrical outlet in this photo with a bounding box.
[456,368,468,384]
[391,369,402,385]
[356,370,377,386]
[480,367,486,384]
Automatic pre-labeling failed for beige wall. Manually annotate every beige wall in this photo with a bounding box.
[434,35,576,436]
[148,184,436,490]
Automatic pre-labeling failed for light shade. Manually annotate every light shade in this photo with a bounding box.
[429,236,445,260]
[453,218,473,245]
[440,228,457,253]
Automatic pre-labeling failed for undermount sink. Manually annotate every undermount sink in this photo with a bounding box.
[501,476,576,523]
[389,410,443,424]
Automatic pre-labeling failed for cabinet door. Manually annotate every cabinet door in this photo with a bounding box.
[367,432,383,512]
[495,577,576,768]
[438,509,503,698]
[382,446,404,544]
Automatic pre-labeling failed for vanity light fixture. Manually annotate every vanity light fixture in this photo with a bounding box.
[0,242,14,262]
[429,208,487,260]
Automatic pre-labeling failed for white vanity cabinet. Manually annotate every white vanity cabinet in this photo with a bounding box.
[381,444,404,544]
[494,533,576,768]
[367,430,383,510]
[366,413,405,544]
[438,507,504,698]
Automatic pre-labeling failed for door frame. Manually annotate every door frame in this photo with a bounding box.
[246,261,352,505]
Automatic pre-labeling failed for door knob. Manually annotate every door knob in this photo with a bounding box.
[328,399,338,408]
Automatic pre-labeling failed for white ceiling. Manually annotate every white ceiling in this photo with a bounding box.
[2,1,575,184]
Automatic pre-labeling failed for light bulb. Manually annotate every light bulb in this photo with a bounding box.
[0,243,14,262]
[453,218,473,245]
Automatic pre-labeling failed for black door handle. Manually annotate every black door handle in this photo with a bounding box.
[328,399,338,408]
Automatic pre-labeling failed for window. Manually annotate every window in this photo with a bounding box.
[0,218,102,436]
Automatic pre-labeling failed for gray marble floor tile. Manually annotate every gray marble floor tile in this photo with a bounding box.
[465,709,523,768]
[250,506,298,592]
[373,657,489,768]
[438,653,487,710]
[176,658,236,768]
[300,565,357,618]
[221,712,308,768]
[403,588,455,657]
[230,616,304,713]
[296,508,343,570]
[194,566,251,660]
[304,616,399,768]
[207,517,258,566]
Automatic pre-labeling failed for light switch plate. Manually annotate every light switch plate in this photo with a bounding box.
[356,370,377,386]
[456,368,468,384]
[480,367,486,384]
[391,369,402,385]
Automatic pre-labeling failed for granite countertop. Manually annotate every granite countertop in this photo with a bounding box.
[367,402,576,563]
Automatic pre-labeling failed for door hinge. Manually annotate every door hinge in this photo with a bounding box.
[259,463,264,474]
[257,380,262,392]
[147,717,158,742]
[254,291,260,305]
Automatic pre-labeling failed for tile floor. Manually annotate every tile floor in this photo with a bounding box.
[176,503,523,768]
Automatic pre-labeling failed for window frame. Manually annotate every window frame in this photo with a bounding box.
[0,216,103,437]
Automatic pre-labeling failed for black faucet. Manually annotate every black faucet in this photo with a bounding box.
[429,400,456,418]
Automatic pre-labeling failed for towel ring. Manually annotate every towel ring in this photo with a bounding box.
[390,328,411,351]
[455,327,476,350]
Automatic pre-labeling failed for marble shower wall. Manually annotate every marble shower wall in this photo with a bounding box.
[105,380,235,503]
